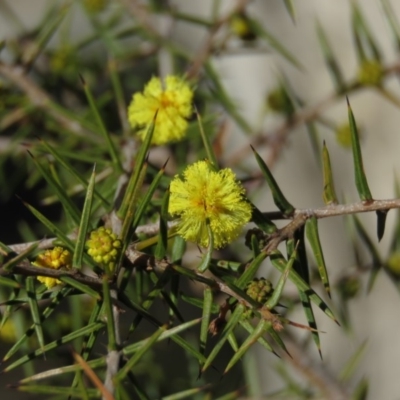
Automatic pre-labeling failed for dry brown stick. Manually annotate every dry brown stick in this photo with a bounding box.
[263,198,400,254]
[6,197,400,273]
[263,198,400,222]
[0,260,105,289]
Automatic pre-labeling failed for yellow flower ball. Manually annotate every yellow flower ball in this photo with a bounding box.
[127,75,193,145]
[33,247,72,289]
[169,161,253,249]
[86,227,122,273]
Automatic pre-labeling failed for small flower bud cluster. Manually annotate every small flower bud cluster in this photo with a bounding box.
[266,87,294,116]
[335,123,352,148]
[335,122,364,149]
[245,228,268,251]
[33,247,72,289]
[0,319,16,343]
[230,13,256,41]
[386,252,400,276]
[337,275,360,300]
[49,46,78,78]
[246,278,273,304]
[357,60,383,86]
[86,227,122,273]
[83,0,108,13]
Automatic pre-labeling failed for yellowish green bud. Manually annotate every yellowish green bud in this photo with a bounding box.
[49,46,78,78]
[335,122,363,148]
[83,0,108,13]
[246,278,273,304]
[357,60,383,86]
[337,275,360,300]
[0,319,17,343]
[266,87,294,116]
[386,252,400,276]
[230,13,256,41]
[86,227,122,273]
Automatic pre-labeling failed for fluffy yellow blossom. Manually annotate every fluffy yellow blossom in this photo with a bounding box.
[86,227,122,273]
[33,247,72,289]
[127,75,193,145]
[169,161,252,249]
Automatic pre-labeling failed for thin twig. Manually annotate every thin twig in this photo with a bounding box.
[103,289,121,400]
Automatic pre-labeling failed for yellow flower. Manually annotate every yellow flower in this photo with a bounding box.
[127,75,193,145]
[33,247,72,289]
[169,161,252,249]
[86,227,122,273]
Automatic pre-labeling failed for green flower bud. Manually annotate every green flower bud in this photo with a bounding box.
[230,13,256,41]
[49,45,78,78]
[337,275,360,300]
[245,228,268,251]
[83,0,108,13]
[357,60,383,86]
[386,252,400,276]
[335,122,363,149]
[266,87,294,116]
[246,278,273,304]
[0,319,16,343]
[86,227,122,273]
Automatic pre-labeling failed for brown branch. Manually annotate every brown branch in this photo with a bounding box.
[3,197,400,333]
[103,290,121,400]
[263,198,400,223]
[262,198,400,254]
[4,197,400,286]
[6,221,178,254]
[0,260,105,289]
